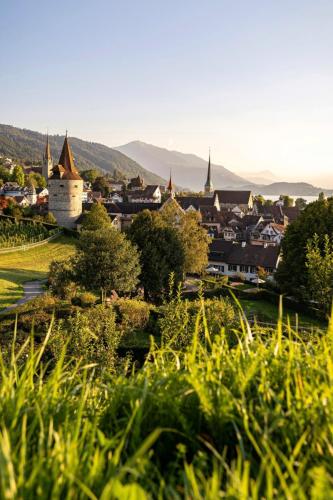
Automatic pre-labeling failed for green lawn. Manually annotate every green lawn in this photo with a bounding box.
[0,235,77,309]
[239,296,327,330]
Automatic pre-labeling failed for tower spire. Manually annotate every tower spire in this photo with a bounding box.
[167,170,174,198]
[44,132,51,161]
[204,149,214,194]
[58,134,78,174]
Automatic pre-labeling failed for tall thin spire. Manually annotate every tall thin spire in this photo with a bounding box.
[44,133,51,161]
[167,170,174,198]
[204,149,214,194]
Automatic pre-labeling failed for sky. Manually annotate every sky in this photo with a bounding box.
[1,0,333,186]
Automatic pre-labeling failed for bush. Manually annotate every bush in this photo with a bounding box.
[115,298,151,333]
[158,296,237,349]
[76,292,97,308]
[50,305,120,371]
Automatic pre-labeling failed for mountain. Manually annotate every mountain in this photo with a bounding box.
[238,182,333,197]
[236,170,280,185]
[115,141,251,191]
[0,125,166,185]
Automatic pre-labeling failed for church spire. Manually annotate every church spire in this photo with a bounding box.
[204,149,214,194]
[167,170,174,198]
[44,133,52,162]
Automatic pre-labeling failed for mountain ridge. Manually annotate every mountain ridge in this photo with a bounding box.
[0,125,166,185]
[116,141,333,195]
[115,140,251,190]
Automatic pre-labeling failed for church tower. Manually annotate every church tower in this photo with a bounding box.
[204,150,214,194]
[48,134,83,229]
[42,134,53,180]
[167,170,175,199]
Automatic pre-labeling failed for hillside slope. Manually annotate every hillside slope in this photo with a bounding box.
[0,125,166,185]
[115,141,251,191]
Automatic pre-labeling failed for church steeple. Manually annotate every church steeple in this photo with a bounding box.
[42,133,53,180]
[204,149,213,194]
[167,170,174,198]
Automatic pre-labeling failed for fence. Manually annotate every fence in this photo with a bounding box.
[0,231,62,254]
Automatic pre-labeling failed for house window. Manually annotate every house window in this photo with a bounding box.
[60,184,64,187]
[240,265,249,272]
[74,185,78,188]
[53,194,57,197]
[217,265,225,272]
[228,264,237,272]
[250,266,256,273]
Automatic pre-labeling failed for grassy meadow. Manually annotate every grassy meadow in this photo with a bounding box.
[0,307,332,498]
[0,236,77,309]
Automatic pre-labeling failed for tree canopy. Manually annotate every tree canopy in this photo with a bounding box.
[81,203,111,231]
[76,228,140,295]
[128,210,185,300]
[276,197,333,300]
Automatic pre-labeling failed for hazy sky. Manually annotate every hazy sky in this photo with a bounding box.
[1,0,333,185]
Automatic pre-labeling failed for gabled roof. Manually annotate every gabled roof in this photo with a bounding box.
[176,196,216,210]
[128,185,160,199]
[215,190,252,205]
[209,239,280,268]
[106,202,162,215]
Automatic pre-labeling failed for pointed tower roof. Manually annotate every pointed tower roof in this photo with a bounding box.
[204,150,213,193]
[58,134,78,173]
[44,133,52,161]
[51,134,82,180]
[167,170,174,197]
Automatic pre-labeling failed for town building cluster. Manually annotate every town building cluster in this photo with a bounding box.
[0,137,302,280]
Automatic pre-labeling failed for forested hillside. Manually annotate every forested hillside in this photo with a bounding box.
[0,125,166,184]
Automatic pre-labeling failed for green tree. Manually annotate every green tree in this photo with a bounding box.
[128,210,185,301]
[295,198,307,210]
[44,212,57,225]
[282,195,294,208]
[0,166,11,183]
[81,169,100,184]
[159,201,209,274]
[11,165,25,186]
[254,194,265,205]
[276,197,333,300]
[92,176,110,197]
[179,212,209,274]
[265,199,273,206]
[306,234,333,314]
[76,228,140,295]
[81,203,111,231]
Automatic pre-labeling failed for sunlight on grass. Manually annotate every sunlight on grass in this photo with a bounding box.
[0,235,76,309]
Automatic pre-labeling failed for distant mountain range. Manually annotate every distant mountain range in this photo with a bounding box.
[116,141,333,196]
[236,170,281,185]
[115,141,250,191]
[1,125,331,196]
[0,125,165,185]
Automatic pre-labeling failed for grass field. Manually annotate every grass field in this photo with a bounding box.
[0,235,77,309]
[239,296,327,330]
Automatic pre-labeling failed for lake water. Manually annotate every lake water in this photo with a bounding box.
[260,195,321,204]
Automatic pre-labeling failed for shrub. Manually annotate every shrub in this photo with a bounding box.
[158,296,237,349]
[115,298,151,334]
[78,292,97,308]
[50,305,119,371]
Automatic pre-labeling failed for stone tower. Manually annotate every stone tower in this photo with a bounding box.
[42,134,53,180]
[204,150,214,194]
[48,135,83,229]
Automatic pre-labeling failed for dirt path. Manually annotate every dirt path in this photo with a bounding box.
[0,280,46,314]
